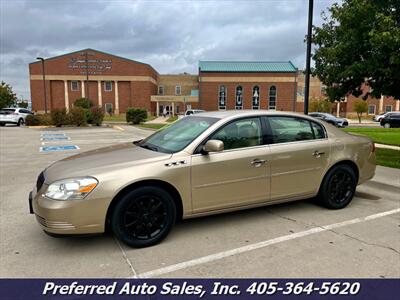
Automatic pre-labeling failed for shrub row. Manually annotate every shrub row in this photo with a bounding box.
[25,107,104,127]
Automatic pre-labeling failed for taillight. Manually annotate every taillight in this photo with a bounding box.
[371,142,375,153]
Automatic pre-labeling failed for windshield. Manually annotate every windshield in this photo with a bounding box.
[138,116,219,153]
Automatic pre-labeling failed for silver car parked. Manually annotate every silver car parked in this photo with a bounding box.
[0,108,33,126]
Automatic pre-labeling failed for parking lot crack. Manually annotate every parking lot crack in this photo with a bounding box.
[321,228,400,255]
[266,209,312,227]
[114,237,138,278]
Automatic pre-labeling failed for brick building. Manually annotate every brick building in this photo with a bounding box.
[198,61,297,112]
[31,48,397,117]
[29,49,158,114]
[29,49,298,115]
[296,71,399,117]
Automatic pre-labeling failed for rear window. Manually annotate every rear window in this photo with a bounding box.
[0,109,15,114]
[267,116,326,144]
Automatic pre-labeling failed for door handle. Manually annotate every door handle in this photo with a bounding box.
[312,150,325,158]
[251,159,266,167]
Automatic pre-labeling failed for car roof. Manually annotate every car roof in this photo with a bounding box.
[193,109,315,120]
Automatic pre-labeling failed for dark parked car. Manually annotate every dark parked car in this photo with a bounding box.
[309,112,348,128]
[380,113,400,128]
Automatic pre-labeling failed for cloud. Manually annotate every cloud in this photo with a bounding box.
[0,0,338,99]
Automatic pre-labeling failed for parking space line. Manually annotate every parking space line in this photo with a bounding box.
[137,208,400,278]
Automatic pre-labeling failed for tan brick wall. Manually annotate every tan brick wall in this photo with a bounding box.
[158,74,198,96]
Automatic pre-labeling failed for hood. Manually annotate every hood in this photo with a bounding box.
[43,142,172,183]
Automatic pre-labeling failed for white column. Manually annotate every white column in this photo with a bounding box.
[114,81,119,115]
[171,102,175,117]
[81,80,85,98]
[379,95,384,114]
[336,101,340,117]
[156,101,160,117]
[64,80,69,111]
[97,81,102,107]
[395,99,400,111]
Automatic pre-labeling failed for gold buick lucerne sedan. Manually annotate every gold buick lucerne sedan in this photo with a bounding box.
[30,111,376,247]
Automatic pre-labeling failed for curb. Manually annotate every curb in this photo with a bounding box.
[112,125,125,132]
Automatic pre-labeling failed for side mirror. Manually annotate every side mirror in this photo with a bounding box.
[202,139,224,154]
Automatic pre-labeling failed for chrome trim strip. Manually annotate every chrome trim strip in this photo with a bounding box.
[194,174,269,189]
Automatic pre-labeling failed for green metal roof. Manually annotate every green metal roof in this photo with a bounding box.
[199,61,297,73]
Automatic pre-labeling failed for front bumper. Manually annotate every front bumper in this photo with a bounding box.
[30,186,107,235]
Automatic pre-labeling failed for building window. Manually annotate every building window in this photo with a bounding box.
[320,85,327,95]
[104,81,112,92]
[176,105,180,114]
[385,105,392,112]
[368,105,376,115]
[269,86,277,110]
[71,81,79,91]
[175,85,181,95]
[218,85,226,110]
[252,86,260,109]
[235,86,243,110]
[158,86,164,95]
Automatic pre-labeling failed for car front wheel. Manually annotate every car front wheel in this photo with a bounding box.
[17,118,24,126]
[111,186,176,248]
[384,123,391,128]
[317,165,357,209]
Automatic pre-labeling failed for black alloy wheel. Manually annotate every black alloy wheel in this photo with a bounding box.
[111,186,176,248]
[17,118,24,126]
[317,165,357,209]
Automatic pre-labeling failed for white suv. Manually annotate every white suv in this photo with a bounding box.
[0,108,33,126]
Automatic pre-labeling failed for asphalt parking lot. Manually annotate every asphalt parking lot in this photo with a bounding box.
[0,125,399,278]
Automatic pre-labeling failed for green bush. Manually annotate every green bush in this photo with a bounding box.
[25,114,52,126]
[126,108,147,124]
[51,108,68,127]
[89,106,104,126]
[74,97,93,109]
[68,107,87,126]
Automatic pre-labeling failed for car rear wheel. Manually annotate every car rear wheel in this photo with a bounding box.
[0,122,5,126]
[317,165,357,209]
[384,123,391,128]
[111,186,176,248]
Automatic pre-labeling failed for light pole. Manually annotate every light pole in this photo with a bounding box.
[36,57,48,114]
[304,0,314,115]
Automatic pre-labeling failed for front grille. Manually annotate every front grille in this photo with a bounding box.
[36,171,45,192]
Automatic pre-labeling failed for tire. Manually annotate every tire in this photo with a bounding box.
[111,186,176,248]
[384,123,391,128]
[17,118,24,126]
[0,123,5,126]
[317,165,357,209]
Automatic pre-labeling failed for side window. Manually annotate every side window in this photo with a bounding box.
[210,117,262,150]
[311,121,326,139]
[268,117,315,144]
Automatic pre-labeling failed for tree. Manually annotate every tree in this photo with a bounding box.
[312,0,400,102]
[18,101,28,108]
[353,100,368,123]
[309,97,332,113]
[0,81,17,109]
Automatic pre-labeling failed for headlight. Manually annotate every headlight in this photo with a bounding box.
[44,177,98,200]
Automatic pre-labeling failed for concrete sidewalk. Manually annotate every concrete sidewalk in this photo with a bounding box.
[375,144,400,150]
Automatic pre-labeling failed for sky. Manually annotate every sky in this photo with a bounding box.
[0,0,339,101]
